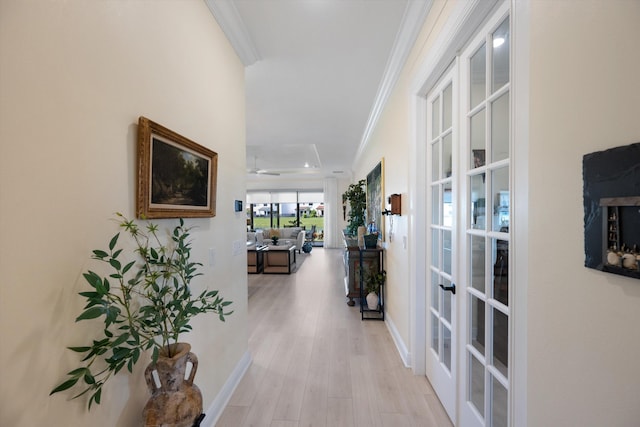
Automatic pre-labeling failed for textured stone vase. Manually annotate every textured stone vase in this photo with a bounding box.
[142,343,203,427]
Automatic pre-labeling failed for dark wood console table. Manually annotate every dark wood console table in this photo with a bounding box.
[342,233,383,306]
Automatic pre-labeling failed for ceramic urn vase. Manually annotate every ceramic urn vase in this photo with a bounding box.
[142,343,203,427]
[366,292,379,311]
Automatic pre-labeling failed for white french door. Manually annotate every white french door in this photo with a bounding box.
[460,5,511,427]
[424,3,512,426]
[425,65,458,422]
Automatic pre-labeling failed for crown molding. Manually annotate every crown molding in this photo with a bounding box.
[352,0,434,169]
[205,0,261,66]
[410,0,500,95]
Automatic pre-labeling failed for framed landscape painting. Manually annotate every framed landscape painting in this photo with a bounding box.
[366,159,384,241]
[136,116,217,218]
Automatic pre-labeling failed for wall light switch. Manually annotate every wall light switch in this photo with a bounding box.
[232,240,244,256]
[208,248,216,267]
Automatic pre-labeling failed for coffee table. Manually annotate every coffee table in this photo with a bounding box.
[262,243,296,274]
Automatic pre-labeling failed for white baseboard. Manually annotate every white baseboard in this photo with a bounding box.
[201,350,252,427]
[385,314,411,368]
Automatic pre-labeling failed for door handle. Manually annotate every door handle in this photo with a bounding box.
[439,283,456,294]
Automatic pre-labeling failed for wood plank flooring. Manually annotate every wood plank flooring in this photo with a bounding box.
[216,248,452,427]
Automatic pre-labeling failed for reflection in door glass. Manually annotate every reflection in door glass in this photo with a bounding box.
[443,83,453,129]
[431,312,439,353]
[470,174,486,230]
[443,183,453,227]
[432,96,440,138]
[469,353,485,417]
[470,43,486,109]
[432,186,440,225]
[471,235,486,292]
[470,294,485,353]
[442,277,452,323]
[443,230,452,275]
[491,93,509,162]
[432,140,440,181]
[431,229,439,269]
[492,375,508,427]
[431,270,440,311]
[491,167,509,231]
[492,239,508,306]
[493,307,508,377]
[443,326,452,371]
[492,17,510,93]
[443,133,453,178]
[470,109,486,169]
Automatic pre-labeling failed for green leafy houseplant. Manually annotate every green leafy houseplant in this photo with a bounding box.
[50,214,233,409]
[365,269,386,295]
[342,179,366,236]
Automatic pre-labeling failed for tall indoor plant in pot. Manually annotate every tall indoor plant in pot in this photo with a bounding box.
[342,179,366,236]
[50,214,232,426]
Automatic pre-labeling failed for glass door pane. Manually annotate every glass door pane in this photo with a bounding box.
[470,43,486,109]
[464,12,511,427]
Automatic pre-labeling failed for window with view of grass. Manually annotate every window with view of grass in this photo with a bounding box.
[247,191,324,243]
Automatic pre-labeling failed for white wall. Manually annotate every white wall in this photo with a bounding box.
[352,0,452,361]
[527,1,640,425]
[0,1,247,425]
[354,0,640,425]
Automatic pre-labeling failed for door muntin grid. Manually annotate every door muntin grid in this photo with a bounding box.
[464,13,511,427]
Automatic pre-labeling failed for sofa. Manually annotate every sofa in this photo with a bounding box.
[247,227,306,254]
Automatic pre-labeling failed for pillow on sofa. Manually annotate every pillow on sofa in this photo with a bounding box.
[285,227,302,239]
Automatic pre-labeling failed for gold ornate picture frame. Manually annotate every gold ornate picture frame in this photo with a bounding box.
[137,116,217,218]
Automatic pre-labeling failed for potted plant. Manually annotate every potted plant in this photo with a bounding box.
[364,269,386,310]
[50,214,232,426]
[271,235,279,245]
[342,179,366,236]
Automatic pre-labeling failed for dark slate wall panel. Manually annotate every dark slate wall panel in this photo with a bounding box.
[583,142,640,278]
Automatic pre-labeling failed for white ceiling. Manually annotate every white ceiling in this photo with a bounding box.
[206,0,431,184]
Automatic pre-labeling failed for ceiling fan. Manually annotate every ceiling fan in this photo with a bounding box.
[247,156,280,176]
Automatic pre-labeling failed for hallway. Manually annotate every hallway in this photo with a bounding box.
[216,248,452,427]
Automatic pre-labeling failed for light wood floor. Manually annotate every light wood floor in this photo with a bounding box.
[216,248,452,427]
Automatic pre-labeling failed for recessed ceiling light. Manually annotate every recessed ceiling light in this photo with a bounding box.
[304,162,309,168]
[493,37,505,48]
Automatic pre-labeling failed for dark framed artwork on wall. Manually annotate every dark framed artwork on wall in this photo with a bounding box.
[136,116,217,219]
[366,158,384,241]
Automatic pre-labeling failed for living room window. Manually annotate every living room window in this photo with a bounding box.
[247,191,324,244]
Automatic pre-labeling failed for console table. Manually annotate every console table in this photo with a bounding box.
[263,244,296,274]
[342,233,383,306]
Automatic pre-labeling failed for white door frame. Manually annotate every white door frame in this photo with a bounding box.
[408,0,529,425]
